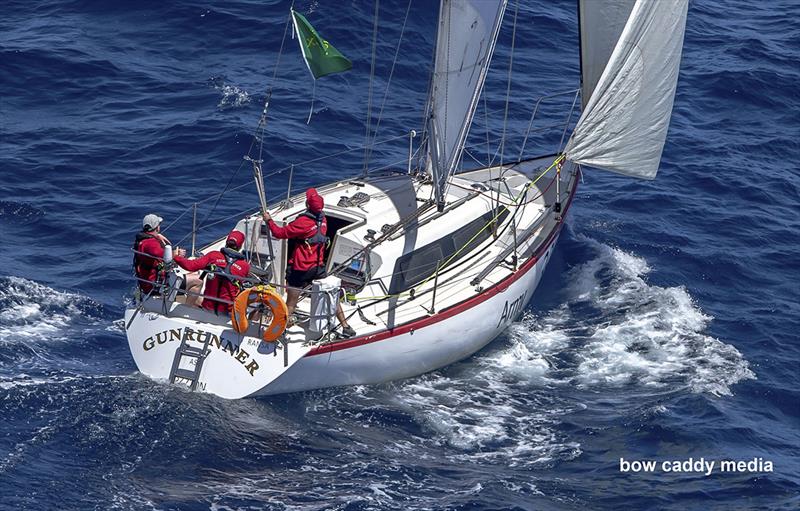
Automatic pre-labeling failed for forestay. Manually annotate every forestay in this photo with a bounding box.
[426,0,507,209]
[566,0,689,180]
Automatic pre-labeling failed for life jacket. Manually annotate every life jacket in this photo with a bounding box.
[301,211,329,266]
[202,249,248,315]
[132,231,166,291]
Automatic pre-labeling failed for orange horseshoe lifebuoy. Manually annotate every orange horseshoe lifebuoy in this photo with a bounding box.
[231,285,288,342]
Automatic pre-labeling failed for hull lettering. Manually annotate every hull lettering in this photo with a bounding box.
[497,291,527,327]
[140,327,260,376]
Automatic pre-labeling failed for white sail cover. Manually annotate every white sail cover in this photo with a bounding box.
[566,0,689,180]
[578,0,636,110]
[427,0,507,207]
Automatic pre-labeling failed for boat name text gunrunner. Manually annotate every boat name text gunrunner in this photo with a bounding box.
[142,327,261,376]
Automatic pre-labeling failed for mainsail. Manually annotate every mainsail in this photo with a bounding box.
[566,0,689,180]
[426,0,507,209]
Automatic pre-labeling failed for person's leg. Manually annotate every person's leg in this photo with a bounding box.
[285,287,301,317]
[336,301,355,338]
[184,273,204,307]
[285,266,314,317]
[336,303,350,328]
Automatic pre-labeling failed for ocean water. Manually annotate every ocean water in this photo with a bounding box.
[1,1,798,509]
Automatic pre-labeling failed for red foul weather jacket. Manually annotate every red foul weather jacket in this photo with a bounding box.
[134,234,167,293]
[267,213,328,272]
[175,251,250,314]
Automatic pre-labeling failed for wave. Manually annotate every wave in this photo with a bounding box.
[210,76,252,109]
[561,238,756,396]
[0,276,103,342]
[328,237,757,471]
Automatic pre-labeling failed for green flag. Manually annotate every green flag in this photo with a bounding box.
[291,9,352,79]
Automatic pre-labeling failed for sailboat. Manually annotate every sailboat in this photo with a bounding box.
[125,0,689,399]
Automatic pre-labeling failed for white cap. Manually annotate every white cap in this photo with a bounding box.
[142,214,163,231]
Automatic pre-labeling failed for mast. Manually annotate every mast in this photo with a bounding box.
[425,0,507,211]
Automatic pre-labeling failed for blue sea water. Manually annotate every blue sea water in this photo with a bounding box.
[1,0,798,509]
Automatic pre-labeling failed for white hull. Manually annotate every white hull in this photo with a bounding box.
[125,227,560,398]
[260,233,559,395]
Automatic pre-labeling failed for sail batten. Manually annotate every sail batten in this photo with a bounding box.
[426,0,507,209]
[567,0,689,180]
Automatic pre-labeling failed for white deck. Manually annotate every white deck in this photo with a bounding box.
[178,155,571,346]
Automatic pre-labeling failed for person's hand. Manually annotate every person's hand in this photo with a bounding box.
[175,247,186,258]
[262,212,272,222]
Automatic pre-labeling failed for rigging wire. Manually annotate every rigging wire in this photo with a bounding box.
[257,0,296,164]
[439,0,451,200]
[363,0,413,172]
[498,0,520,211]
[415,24,440,177]
[191,4,295,235]
[483,84,492,165]
[499,0,519,169]
[361,0,381,178]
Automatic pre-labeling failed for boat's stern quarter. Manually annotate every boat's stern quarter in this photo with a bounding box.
[125,305,312,399]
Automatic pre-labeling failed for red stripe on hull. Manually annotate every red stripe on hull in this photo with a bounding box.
[307,169,579,357]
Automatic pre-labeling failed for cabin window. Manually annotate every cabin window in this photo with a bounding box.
[388,207,508,294]
[395,243,444,291]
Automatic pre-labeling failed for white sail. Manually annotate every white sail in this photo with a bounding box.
[566,0,689,180]
[427,0,507,209]
[578,0,636,110]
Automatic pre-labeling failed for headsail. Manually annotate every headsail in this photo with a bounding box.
[426,0,507,210]
[577,0,636,110]
[566,0,689,180]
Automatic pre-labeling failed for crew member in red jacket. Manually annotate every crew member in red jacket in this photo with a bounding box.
[174,230,250,314]
[133,213,202,302]
[262,188,355,338]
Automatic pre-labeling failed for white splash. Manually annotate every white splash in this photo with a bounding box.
[0,374,79,390]
[390,349,582,467]
[213,81,251,109]
[558,239,754,396]
[380,237,754,463]
[0,276,99,344]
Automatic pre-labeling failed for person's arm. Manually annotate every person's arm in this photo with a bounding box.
[265,214,309,239]
[174,252,212,272]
